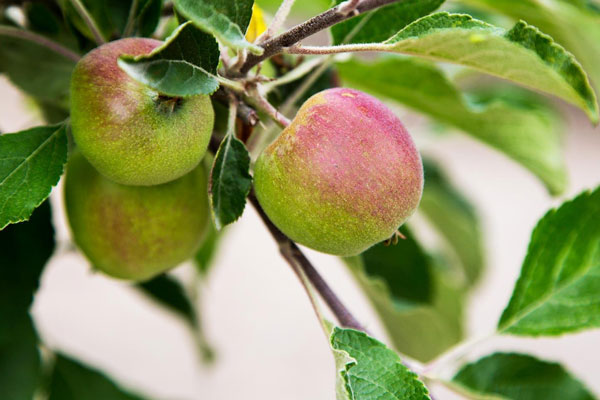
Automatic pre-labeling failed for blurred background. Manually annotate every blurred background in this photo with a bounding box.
[2,0,600,399]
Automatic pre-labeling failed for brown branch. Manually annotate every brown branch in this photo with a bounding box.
[207,129,365,331]
[248,191,366,332]
[239,0,402,74]
[212,89,259,127]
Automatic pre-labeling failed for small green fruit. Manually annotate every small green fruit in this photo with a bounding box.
[254,88,423,256]
[70,38,214,186]
[64,152,209,281]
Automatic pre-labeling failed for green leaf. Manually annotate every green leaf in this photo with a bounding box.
[331,0,444,45]
[337,57,567,195]
[137,0,163,37]
[498,186,600,335]
[421,159,485,285]
[0,201,54,336]
[0,124,68,229]
[256,0,330,19]
[0,316,42,400]
[137,274,196,325]
[59,0,137,41]
[0,202,53,400]
[0,26,76,103]
[362,229,433,305]
[456,0,600,96]
[194,219,222,275]
[33,98,72,125]
[344,234,464,363]
[453,353,595,400]
[48,354,146,400]
[330,327,431,400]
[59,0,162,39]
[24,2,80,49]
[173,0,262,54]
[204,0,254,32]
[330,12,599,122]
[209,134,252,229]
[118,22,220,97]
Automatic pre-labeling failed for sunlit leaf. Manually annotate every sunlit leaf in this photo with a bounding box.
[499,186,600,335]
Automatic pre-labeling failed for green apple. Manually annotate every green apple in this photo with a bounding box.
[64,152,210,281]
[254,88,424,256]
[70,38,214,186]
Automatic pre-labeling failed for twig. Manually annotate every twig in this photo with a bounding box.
[286,43,379,55]
[261,56,326,93]
[244,85,291,128]
[274,4,371,114]
[0,26,81,62]
[225,93,238,134]
[216,75,246,92]
[69,0,106,45]
[338,0,361,16]
[212,89,259,127]
[229,49,248,73]
[240,0,402,73]
[279,240,331,335]
[257,0,297,44]
[248,191,366,332]
[423,331,496,376]
[206,132,365,331]
[280,55,334,116]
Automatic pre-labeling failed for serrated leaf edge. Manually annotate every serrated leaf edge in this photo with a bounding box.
[118,21,221,97]
[0,124,67,229]
[208,133,252,230]
[173,0,263,55]
[497,187,600,334]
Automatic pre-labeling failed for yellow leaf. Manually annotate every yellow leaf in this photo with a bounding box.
[246,4,267,43]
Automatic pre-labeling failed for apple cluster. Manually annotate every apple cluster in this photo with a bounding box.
[66,39,423,282]
[66,39,213,281]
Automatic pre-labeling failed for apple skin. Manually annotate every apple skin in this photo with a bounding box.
[64,151,210,281]
[254,88,423,256]
[70,38,214,186]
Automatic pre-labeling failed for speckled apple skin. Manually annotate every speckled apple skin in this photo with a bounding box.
[70,38,214,186]
[254,88,423,256]
[65,152,210,281]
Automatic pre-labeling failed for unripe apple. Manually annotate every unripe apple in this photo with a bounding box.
[70,38,214,186]
[64,152,210,281]
[254,88,423,256]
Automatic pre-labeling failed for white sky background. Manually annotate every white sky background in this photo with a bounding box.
[2,75,600,399]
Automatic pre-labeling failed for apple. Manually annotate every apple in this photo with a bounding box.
[70,38,214,186]
[64,151,210,281]
[254,88,423,256]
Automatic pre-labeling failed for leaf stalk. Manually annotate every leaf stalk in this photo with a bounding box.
[69,0,106,45]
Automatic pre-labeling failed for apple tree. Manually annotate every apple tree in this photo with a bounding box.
[1,0,600,399]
